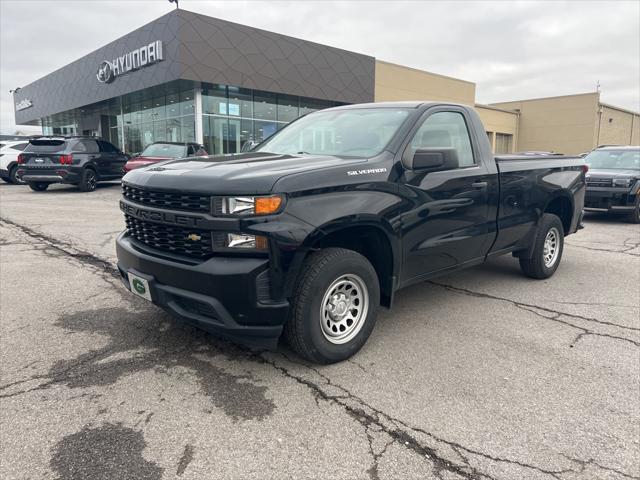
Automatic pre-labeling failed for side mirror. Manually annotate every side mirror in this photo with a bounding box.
[411,148,459,172]
[241,140,259,152]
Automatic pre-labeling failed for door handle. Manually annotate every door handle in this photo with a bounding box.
[472,181,488,189]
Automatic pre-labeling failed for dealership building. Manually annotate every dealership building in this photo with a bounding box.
[12,9,640,155]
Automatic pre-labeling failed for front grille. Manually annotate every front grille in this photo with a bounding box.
[587,178,613,187]
[122,184,210,213]
[125,214,226,258]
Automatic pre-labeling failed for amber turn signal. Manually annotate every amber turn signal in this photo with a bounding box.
[255,195,283,215]
[255,236,269,250]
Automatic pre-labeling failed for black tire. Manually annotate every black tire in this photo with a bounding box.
[1,177,10,184]
[285,248,380,364]
[519,213,564,279]
[78,168,98,192]
[628,197,640,224]
[9,165,25,185]
[28,182,49,192]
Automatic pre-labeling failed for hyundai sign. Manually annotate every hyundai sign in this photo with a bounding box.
[97,41,164,83]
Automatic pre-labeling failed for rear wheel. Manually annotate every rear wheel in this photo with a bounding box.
[78,168,97,192]
[9,165,25,185]
[519,213,564,279]
[28,182,49,192]
[285,248,380,364]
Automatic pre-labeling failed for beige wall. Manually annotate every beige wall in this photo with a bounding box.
[597,105,640,146]
[374,60,475,105]
[475,105,519,153]
[491,93,600,155]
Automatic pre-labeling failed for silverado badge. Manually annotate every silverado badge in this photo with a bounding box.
[186,233,202,241]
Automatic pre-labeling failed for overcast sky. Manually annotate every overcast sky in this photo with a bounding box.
[1,0,638,134]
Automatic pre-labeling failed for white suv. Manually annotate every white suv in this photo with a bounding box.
[0,140,29,184]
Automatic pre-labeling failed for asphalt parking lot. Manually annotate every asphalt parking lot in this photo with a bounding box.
[1,181,639,480]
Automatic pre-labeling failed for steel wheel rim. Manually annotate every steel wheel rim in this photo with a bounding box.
[543,227,560,268]
[87,171,96,189]
[320,274,369,345]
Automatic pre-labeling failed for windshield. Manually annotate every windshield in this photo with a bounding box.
[255,108,412,157]
[585,149,640,170]
[141,143,187,158]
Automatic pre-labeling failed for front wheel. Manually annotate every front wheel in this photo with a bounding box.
[28,182,49,192]
[519,213,564,279]
[285,248,380,364]
[78,168,97,192]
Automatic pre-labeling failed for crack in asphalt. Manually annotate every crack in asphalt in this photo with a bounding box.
[363,427,394,480]
[561,455,640,480]
[0,217,121,287]
[260,354,622,480]
[565,241,640,257]
[175,444,195,477]
[260,356,491,480]
[550,300,639,309]
[3,217,638,479]
[429,282,640,348]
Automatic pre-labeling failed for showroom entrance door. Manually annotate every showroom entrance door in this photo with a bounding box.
[206,117,242,154]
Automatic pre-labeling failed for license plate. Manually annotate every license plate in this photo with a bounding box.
[127,272,152,301]
[34,157,45,163]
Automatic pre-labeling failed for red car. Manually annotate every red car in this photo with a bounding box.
[123,142,207,172]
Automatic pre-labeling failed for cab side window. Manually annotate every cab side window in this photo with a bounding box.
[406,111,475,167]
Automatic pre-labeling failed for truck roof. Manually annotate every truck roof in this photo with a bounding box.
[596,145,639,151]
[327,101,463,111]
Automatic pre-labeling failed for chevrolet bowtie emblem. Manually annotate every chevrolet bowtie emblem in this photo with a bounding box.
[186,233,202,241]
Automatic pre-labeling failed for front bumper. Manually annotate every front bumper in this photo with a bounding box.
[116,232,288,348]
[584,186,637,213]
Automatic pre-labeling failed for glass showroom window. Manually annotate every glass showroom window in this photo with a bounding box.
[120,84,196,153]
[201,83,339,155]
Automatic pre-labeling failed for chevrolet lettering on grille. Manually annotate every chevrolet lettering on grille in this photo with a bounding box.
[120,201,204,228]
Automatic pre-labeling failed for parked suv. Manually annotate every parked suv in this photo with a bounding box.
[17,136,128,192]
[583,146,640,223]
[0,140,29,184]
[124,142,207,172]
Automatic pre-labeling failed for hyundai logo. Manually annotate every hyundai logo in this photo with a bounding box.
[96,61,114,83]
[96,41,163,84]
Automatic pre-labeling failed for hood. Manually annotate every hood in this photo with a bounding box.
[587,168,640,179]
[122,152,368,194]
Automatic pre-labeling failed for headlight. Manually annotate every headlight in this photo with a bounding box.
[215,195,283,216]
[613,178,632,188]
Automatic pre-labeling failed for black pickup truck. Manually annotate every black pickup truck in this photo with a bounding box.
[116,102,586,363]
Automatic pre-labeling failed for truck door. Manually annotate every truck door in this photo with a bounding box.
[398,108,496,283]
